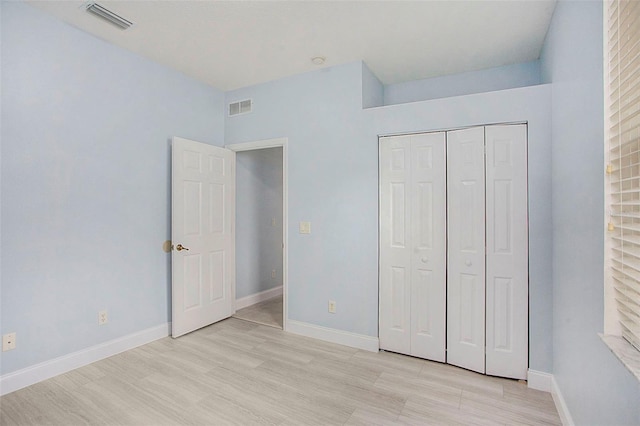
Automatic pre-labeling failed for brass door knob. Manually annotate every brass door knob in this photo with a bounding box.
[176,244,189,251]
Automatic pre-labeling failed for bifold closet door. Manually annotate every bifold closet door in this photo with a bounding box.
[379,133,446,362]
[447,124,529,379]
[485,124,528,380]
[446,126,486,374]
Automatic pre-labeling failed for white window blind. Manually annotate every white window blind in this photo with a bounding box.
[608,0,640,351]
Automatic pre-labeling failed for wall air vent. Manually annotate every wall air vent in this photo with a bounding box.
[229,99,252,116]
[86,3,134,30]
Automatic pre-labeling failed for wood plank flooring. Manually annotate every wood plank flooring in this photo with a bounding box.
[0,318,560,425]
[233,297,283,329]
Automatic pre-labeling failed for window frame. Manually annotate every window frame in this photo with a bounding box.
[603,0,640,380]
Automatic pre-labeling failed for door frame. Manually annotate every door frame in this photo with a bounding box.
[225,137,289,331]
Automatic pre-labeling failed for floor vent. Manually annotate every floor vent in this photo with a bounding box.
[229,99,252,116]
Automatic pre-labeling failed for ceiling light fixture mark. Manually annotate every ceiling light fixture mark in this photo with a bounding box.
[311,56,326,65]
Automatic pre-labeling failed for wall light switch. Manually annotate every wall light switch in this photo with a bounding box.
[98,310,108,325]
[271,218,276,227]
[299,221,311,234]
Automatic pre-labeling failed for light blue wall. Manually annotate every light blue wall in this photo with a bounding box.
[361,62,384,109]
[226,63,379,335]
[225,62,553,372]
[541,0,640,423]
[384,60,542,106]
[235,148,283,299]
[0,2,224,375]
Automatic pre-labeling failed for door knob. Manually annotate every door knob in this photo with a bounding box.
[176,244,189,251]
[465,260,472,266]
[421,257,429,263]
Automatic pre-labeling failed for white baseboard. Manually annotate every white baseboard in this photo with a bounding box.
[552,375,575,426]
[286,320,379,352]
[235,286,283,310]
[527,369,552,392]
[528,370,574,426]
[0,323,170,396]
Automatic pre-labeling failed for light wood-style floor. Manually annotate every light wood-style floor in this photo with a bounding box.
[0,318,560,425]
[233,296,283,329]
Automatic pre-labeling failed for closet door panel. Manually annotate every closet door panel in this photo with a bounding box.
[410,132,446,362]
[379,136,412,355]
[485,124,528,379]
[447,127,486,374]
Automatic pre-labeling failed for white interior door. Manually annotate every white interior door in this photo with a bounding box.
[485,124,528,379]
[171,137,235,338]
[447,127,486,374]
[379,135,412,355]
[410,132,446,362]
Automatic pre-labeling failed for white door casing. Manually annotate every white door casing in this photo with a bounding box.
[446,126,486,374]
[225,138,288,331]
[171,137,235,338]
[485,124,528,380]
[379,133,446,362]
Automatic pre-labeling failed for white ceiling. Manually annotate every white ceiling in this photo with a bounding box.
[28,1,557,91]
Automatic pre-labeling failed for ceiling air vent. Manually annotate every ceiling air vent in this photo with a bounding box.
[86,3,134,30]
[229,99,252,116]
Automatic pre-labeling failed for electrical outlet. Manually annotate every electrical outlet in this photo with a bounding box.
[2,332,16,351]
[2,333,16,351]
[328,300,337,314]
[271,269,276,279]
[98,310,108,325]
